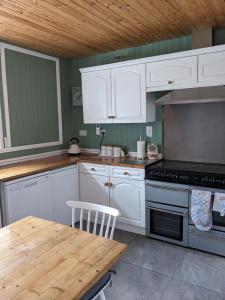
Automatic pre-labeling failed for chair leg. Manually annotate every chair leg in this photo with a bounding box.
[99,291,106,300]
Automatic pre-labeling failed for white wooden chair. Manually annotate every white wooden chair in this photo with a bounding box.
[66,201,119,300]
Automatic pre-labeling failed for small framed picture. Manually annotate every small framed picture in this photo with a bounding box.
[72,87,82,106]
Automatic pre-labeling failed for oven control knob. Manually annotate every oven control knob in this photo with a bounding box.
[209,177,215,183]
[201,176,209,183]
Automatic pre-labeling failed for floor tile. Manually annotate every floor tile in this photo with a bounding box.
[113,228,137,245]
[161,277,225,300]
[174,248,225,294]
[121,234,187,276]
[105,260,170,300]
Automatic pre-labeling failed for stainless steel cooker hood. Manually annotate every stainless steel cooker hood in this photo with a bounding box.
[155,86,225,106]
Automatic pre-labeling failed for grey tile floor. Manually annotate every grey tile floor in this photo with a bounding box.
[103,229,225,300]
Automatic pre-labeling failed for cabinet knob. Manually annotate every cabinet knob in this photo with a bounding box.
[168,80,174,84]
[124,171,129,175]
[91,168,96,171]
[104,182,113,187]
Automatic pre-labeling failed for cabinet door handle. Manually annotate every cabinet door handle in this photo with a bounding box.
[104,182,113,187]
[91,168,96,171]
[168,80,174,84]
[108,116,116,119]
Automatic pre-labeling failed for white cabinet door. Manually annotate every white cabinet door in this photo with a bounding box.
[51,166,79,225]
[146,56,197,91]
[110,177,145,227]
[82,69,112,123]
[79,173,110,206]
[111,64,146,123]
[198,51,225,86]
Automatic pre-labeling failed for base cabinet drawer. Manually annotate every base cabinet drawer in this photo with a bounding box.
[79,163,109,176]
[110,166,144,180]
[189,225,225,256]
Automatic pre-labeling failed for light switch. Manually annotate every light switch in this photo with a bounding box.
[146,126,152,137]
[79,130,87,136]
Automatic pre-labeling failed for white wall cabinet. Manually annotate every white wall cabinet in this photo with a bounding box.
[146,56,198,91]
[81,64,155,124]
[51,166,79,225]
[198,50,225,86]
[81,69,112,123]
[79,173,110,206]
[111,64,148,123]
[110,177,145,228]
[79,163,145,232]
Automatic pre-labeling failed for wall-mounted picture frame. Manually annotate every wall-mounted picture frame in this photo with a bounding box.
[72,86,82,106]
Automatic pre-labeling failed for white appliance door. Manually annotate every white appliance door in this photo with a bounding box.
[51,166,79,225]
[3,173,53,224]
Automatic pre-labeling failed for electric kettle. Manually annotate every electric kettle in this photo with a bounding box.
[68,137,81,155]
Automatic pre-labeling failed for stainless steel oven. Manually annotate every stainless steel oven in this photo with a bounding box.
[146,201,188,246]
[145,180,189,247]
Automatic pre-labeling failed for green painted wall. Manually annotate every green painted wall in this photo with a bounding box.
[70,36,192,152]
[0,57,72,160]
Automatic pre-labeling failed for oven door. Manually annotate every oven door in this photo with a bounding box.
[189,186,225,232]
[146,201,189,246]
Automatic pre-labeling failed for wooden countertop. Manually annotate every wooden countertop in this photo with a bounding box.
[0,153,159,182]
[0,216,127,300]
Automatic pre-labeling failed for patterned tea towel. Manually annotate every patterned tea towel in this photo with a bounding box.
[191,190,212,231]
[213,193,225,217]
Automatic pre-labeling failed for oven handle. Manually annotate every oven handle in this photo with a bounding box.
[146,206,187,217]
[145,183,189,192]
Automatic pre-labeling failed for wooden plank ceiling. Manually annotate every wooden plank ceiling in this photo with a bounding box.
[0,0,224,58]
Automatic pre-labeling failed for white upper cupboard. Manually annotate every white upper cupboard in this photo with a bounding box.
[81,64,155,124]
[81,69,112,123]
[198,50,225,85]
[146,56,198,91]
[111,64,147,123]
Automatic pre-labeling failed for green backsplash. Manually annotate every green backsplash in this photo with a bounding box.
[70,36,192,152]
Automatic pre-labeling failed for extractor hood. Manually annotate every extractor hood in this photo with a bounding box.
[155,86,225,106]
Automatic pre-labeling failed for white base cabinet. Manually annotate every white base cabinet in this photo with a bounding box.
[79,173,109,206]
[110,177,145,228]
[1,165,79,226]
[52,166,79,225]
[79,163,145,231]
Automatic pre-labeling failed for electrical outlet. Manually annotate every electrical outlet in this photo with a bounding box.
[100,129,106,136]
[79,130,87,137]
[146,126,152,137]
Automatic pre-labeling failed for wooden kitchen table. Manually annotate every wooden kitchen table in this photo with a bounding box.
[0,216,127,300]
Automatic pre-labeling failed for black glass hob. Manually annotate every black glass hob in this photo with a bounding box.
[145,160,225,188]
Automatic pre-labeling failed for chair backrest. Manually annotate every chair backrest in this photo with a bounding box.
[66,201,119,240]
